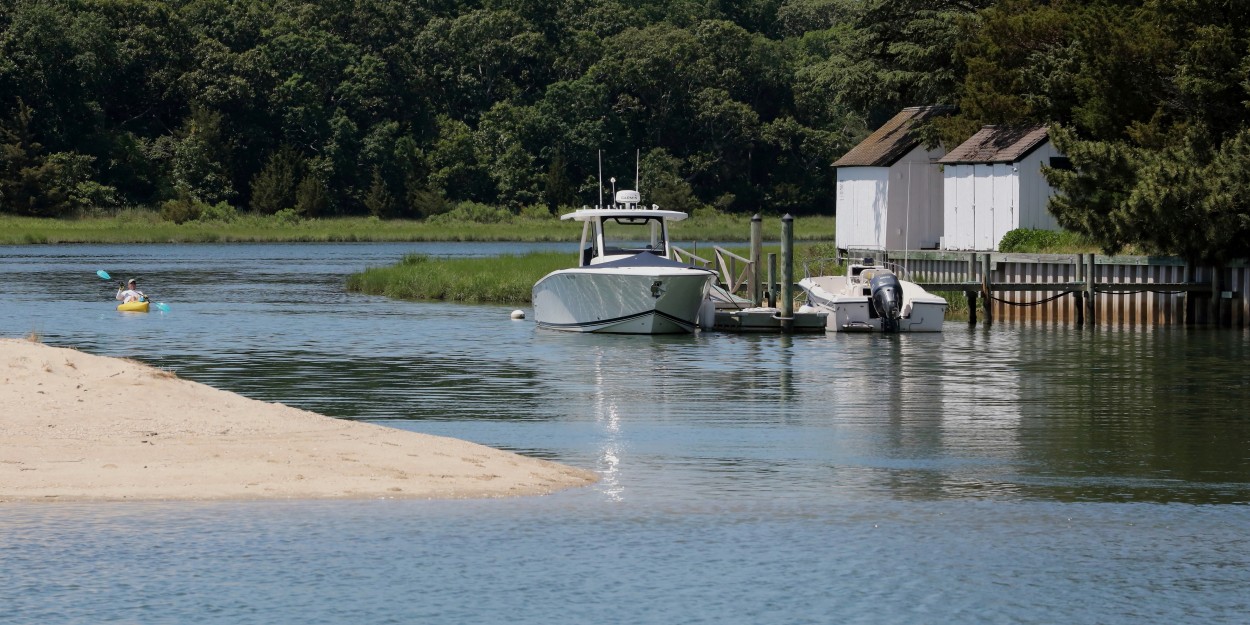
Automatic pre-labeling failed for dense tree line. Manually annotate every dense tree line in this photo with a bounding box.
[0,0,903,218]
[2,0,1249,262]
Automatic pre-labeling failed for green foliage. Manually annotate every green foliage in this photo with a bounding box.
[429,201,513,224]
[250,146,303,215]
[997,227,1091,253]
[0,0,863,218]
[198,201,239,223]
[295,176,329,217]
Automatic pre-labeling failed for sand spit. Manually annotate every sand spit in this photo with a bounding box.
[1,338,596,502]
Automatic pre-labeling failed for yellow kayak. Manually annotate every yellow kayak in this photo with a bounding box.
[117,300,150,313]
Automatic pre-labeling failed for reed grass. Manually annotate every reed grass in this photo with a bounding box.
[346,252,571,304]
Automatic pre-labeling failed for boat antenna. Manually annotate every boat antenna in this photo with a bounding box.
[610,177,616,205]
[635,148,640,196]
[598,150,603,208]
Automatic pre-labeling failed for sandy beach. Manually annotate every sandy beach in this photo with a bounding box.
[1,338,597,502]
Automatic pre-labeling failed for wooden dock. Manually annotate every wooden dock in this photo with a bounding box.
[845,250,1246,328]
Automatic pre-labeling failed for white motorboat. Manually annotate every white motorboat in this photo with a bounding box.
[798,258,947,332]
[532,190,716,334]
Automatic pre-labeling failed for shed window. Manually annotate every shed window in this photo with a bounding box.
[1049,156,1073,171]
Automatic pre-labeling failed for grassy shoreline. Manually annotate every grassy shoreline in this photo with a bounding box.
[0,212,836,245]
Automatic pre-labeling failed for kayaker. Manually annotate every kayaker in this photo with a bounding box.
[116,279,145,304]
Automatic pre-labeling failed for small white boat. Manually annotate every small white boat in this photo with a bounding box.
[532,190,716,334]
[799,258,947,332]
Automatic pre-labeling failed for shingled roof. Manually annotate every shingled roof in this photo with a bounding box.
[938,125,1049,165]
[832,105,955,168]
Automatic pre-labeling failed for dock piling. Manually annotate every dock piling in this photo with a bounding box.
[1085,254,1097,326]
[1074,253,1084,327]
[749,214,762,306]
[767,253,777,307]
[981,253,993,325]
[780,214,794,333]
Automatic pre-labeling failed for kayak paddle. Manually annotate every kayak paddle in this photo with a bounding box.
[96,269,111,280]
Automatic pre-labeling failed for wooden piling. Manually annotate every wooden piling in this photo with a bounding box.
[967,252,978,326]
[1073,253,1084,327]
[981,253,993,325]
[767,253,777,307]
[749,213,762,306]
[1085,254,1097,326]
[780,214,794,333]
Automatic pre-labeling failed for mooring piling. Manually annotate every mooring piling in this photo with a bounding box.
[749,213,762,306]
[780,214,794,332]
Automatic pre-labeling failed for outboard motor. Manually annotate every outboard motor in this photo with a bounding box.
[870,271,904,332]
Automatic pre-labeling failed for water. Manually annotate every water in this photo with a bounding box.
[2,243,1248,624]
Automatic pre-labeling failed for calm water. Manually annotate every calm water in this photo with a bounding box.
[2,243,1248,624]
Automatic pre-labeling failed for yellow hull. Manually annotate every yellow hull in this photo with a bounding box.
[117,301,149,313]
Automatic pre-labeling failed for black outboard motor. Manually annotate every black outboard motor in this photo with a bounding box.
[870,271,904,332]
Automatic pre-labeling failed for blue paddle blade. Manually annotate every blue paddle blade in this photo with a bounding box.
[96,270,111,280]
[153,302,171,312]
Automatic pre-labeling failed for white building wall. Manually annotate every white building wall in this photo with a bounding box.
[1016,142,1061,230]
[884,146,945,250]
[835,167,889,250]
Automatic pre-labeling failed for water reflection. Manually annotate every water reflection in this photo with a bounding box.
[1,243,1248,505]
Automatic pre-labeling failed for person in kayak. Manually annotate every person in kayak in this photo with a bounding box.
[116,278,145,304]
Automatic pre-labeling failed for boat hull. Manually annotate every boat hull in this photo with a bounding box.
[533,268,714,334]
[799,276,946,332]
[117,301,149,313]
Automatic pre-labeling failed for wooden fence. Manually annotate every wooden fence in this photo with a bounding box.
[835,250,1249,328]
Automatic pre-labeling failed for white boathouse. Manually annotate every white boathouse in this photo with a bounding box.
[938,125,1063,251]
[833,105,954,252]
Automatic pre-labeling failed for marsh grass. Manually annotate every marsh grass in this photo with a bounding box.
[346,252,571,304]
[1,212,837,244]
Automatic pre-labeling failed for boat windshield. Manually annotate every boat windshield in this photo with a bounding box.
[599,216,666,257]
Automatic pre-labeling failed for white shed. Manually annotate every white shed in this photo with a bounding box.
[938,125,1062,251]
[833,106,954,252]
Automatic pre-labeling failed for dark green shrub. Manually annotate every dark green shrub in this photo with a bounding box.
[999,228,1062,252]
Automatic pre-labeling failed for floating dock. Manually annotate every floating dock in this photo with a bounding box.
[711,307,827,333]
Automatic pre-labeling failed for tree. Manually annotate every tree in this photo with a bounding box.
[170,107,236,205]
[363,166,396,217]
[250,145,303,214]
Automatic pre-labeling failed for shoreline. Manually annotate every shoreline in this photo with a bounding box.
[1,338,597,502]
